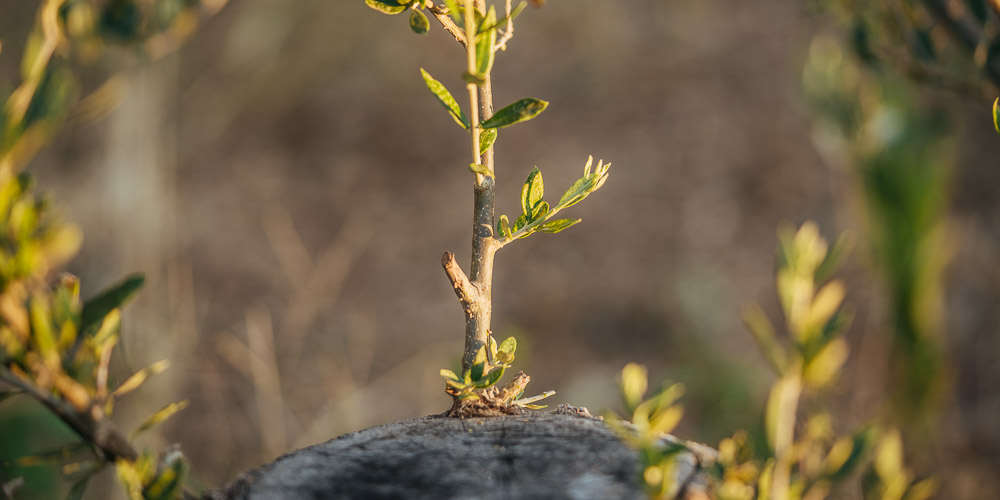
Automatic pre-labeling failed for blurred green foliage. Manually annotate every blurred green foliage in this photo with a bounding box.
[804,33,952,428]
[1,0,223,498]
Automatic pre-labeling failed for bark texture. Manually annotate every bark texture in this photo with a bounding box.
[210,409,716,500]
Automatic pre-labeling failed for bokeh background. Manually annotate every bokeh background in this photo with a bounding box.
[2,0,999,498]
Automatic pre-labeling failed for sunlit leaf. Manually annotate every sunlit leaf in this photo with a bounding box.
[498,336,516,355]
[364,0,407,15]
[440,368,460,382]
[481,98,548,129]
[80,274,145,335]
[130,401,189,439]
[143,453,188,500]
[521,167,543,217]
[442,0,461,23]
[537,218,580,234]
[994,97,999,135]
[620,363,648,410]
[409,9,429,34]
[419,69,468,129]
[474,6,497,77]
[469,163,493,178]
[803,337,848,388]
[814,231,853,283]
[480,127,497,152]
[496,214,512,239]
[514,390,555,406]
[112,360,170,398]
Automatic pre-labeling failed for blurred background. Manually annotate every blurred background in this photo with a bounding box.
[1,0,999,498]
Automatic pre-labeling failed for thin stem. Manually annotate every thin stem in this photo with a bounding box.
[0,367,138,463]
[464,0,482,176]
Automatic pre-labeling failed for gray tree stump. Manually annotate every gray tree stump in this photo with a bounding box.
[210,407,717,499]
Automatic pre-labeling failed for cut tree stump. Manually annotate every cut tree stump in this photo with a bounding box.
[209,406,717,499]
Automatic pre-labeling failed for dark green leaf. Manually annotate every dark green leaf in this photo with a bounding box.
[364,0,407,15]
[480,127,497,152]
[475,6,497,77]
[498,336,516,355]
[65,475,90,500]
[521,167,543,217]
[409,9,430,34]
[470,361,485,382]
[481,98,548,129]
[80,274,145,335]
[474,367,504,388]
[420,69,469,129]
[537,218,580,233]
[513,214,527,232]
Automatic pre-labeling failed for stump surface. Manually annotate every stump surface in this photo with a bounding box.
[213,410,715,500]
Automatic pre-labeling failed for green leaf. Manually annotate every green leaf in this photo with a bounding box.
[482,1,527,33]
[475,6,497,77]
[112,360,170,398]
[480,127,498,152]
[409,9,430,34]
[530,201,549,221]
[513,214,527,232]
[440,368,460,382]
[556,156,610,209]
[469,163,493,178]
[474,367,505,388]
[470,361,485,382]
[80,274,145,335]
[495,351,514,365]
[481,98,548,129]
[142,453,188,500]
[498,336,516,355]
[419,69,469,129]
[537,218,580,233]
[497,214,512,239]
[364,0,407,15]
[994,97,999,135]
[131,401,189,439]
[65,475,90,500]
[521,167,544,217]
[442,0,461,23]
[815,231,853,283]
[461,71,486,86]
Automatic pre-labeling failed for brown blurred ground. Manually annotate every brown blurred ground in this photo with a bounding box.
[2,0,999,497]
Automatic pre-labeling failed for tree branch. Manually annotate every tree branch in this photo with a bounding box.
[442,252,478,311]
[0,367,137,463]
[428,5,468,48]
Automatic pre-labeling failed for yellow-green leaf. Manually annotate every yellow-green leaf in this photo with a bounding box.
[474,6,497,76]
[521,167,543,217]
[364,0,407,15]
[409,9,429,34]
[81,274,144,335]
[994,97,999,134]
[481,98,548,129]
[480,127,497,152]
[419,69,468,129]
[131,401,189,439]
[112,360,170,398]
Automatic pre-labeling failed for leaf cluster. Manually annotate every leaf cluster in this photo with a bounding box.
[439,334,552,409]
[605,363,687,500]
[497,156,610,244]
[115,448,188,500]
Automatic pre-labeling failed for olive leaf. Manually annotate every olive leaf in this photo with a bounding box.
[420,69,469,129]
[364,0,408,15]
[409,9,430,34]
[481,98,548,129]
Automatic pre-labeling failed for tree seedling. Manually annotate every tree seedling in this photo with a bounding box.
[364,0,611,416]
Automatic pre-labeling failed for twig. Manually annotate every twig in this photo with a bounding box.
[0,367,137,463]
[441,252,478,312]
[496,0,514,51]
[428,5,468,47]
